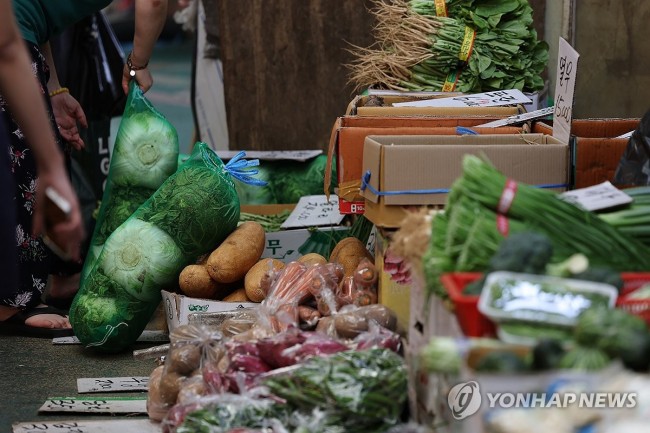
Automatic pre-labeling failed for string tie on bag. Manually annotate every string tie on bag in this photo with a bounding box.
[224,151,268,186]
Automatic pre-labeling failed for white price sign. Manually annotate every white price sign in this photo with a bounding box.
[553,38,580,144]
[560,181,632,212]
[392,89,531,108]
[280,195,345,229]
[77,377,149,393]
[53,330,169,345]
[13,419,160,433]
[39,397,147,414]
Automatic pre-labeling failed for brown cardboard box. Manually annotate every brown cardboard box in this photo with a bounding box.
[361,134,570,228]
[533,119,639,189]
[346,94,523,117]
[325,116,526,215]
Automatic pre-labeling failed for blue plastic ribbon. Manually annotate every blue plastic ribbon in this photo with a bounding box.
[456,126,479,135]
[360,170,568,196]
[224,151,268,186]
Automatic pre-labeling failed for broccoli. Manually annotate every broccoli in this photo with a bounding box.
[571,267,624,292]
[464,231,554,295]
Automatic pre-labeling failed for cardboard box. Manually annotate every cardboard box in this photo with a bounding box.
[240,204,349,263]
[361,134,570,228]
[162,290,258,332]
[346,94,523,117]
[326,116,526,215]
[533,119,639,189]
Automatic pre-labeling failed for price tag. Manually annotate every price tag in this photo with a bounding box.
[553,38,580,144]
[280,195,345,229]
[77,377,149,393]
[559,181,632,212]
[53,330,169,345]
[392,89,531,108]
[39,397,147,414]
[216,150,322,162]
[13,419,160,433]
[616,130,635,139]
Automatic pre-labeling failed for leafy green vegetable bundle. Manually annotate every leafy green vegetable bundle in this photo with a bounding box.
[263,348,408,433]
[348,0,548,93]
[70,143,245,352]
[423,155,650,299]
[81,82,179,281]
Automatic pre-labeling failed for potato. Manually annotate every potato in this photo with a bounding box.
[360,304,397,331]
[333,311,368,339]
[168,343,202,375]
[179,264,219,299]
[297,253,327,267]
[206,222,266,283]
[158,371,185,406]
[329,237,373,278]
[244,258,285,302]
[146,365,167,421]
[222,287,250,302]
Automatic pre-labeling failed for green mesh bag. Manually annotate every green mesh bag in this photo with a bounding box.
[82,82,179,281]
[70,144,262,352]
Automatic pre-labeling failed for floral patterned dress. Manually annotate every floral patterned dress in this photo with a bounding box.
[0,43,67,309]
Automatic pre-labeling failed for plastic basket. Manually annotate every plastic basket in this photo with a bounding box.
[440,272,496,337]
[442,272,650,337]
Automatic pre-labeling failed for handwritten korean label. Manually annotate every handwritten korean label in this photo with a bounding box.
[560,181,632,212]
[39,397,147,414]
[77,377,149,394]
[280,195,345,229]
[392,89,530,108]
[13,419,160,433]
[553,38,580,144]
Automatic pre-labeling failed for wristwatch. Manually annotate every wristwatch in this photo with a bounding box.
[127,52,148,77]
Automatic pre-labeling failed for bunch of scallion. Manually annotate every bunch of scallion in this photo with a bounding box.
[423,155,650,298]
[598,186,650,245]
[348,0,547,93]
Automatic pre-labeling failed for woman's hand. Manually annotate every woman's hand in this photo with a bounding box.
[50,92,88,151]
[122,65,153,94]
[32,164,85,263]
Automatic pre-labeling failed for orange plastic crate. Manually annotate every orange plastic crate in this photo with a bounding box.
[440,272,496,338]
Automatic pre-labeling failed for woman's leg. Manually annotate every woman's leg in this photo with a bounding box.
[0,43,71,333]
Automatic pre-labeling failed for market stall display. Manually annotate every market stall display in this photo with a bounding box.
[70,144,250,352]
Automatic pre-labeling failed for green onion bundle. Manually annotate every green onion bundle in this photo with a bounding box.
[423,156,650,298]
[598,186,650,245]
[454,156,650,271]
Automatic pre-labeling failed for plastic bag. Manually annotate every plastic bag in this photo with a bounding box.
[70,144,249,352]
[81,82,179,281]
[147,325,224,421]
[613,109,650,186]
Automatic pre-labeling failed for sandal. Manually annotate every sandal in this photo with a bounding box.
[0,305,74,338]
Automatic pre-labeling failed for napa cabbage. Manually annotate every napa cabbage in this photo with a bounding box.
[71,143,247,353]
[81,82,178,281]
[96,219,183,302]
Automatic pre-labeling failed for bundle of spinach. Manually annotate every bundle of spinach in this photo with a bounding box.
[348,0,548,93]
